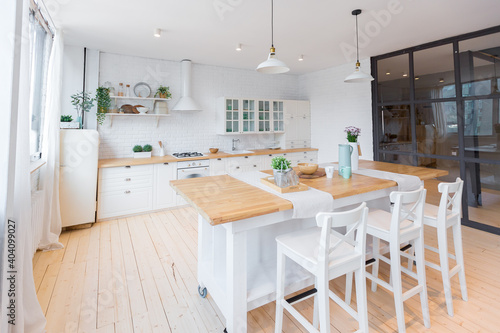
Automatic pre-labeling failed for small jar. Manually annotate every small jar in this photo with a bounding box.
[117,83,124,96]
[125,84,131,97]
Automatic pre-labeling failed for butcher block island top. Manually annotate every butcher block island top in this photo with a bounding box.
[170,160,448,226]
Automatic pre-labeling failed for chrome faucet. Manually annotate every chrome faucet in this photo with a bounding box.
[232,139,240,151]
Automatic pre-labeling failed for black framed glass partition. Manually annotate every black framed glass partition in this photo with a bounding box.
[371,26,500,234]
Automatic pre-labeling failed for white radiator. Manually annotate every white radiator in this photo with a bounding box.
[31,190,45,254]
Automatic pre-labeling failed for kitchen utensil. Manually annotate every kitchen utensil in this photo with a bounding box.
[325,166,335,178]
[134,82,152,98]
[339,166,352,179]
[209,148,219,153]
[120,104,138,114]
[297,168,326,179]
[136,107,149,114]
[297,163,318,175]
[338,143,353,171]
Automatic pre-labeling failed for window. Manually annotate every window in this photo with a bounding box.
[28,6,53,162]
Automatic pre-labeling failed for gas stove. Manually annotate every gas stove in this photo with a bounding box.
[172,152,205,159]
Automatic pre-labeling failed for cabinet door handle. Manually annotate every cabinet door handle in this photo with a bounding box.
[124,190,131,194]
[245,156,248,158]
[253,165,257,167]
[164,162,169,165]
[217,158,222,160]
[236,166,240,169]
[125,166,131,169]
[125,178,131,181]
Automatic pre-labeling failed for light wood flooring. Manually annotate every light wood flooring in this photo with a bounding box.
[33,207,500,333]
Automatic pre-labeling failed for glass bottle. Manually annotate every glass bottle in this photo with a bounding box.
[125,84,131,97]
[118,83,124,96]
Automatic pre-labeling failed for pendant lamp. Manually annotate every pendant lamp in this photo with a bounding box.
[256,0,289,74]
[344,9,374,83]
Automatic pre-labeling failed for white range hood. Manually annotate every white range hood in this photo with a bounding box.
[172,59,202,111]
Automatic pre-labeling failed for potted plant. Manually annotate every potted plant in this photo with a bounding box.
[155,85,171,99]
[60,115,79,129]
[271,156,292,188]
[71,91,95,128]
[133,144,153,158]
[96,86,112,125]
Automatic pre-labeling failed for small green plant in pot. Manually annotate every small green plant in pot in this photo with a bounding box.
[96,86,111,125]
[60,115,73,122]
[271,156,292,188]
[133,144,153,158]
[155,85,171,99]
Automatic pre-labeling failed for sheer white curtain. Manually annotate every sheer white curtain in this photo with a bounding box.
[0,0,47,331]
[38,30,64,251]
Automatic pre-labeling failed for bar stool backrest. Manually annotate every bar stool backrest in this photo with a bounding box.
[389,187,426,236]
[437,177,464,219]
[315,203,368,267]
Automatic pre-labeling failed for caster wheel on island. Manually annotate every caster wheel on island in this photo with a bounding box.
[198,285,207,298]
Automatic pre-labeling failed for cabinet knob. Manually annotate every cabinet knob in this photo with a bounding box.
[125,166,131,169]
[124,190,131,194]
[125,178,131,181]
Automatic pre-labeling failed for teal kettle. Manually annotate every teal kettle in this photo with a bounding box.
[338,144,353,178]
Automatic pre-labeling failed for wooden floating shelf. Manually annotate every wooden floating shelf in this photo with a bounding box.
[104,113,171,127]
[110,95,171,101]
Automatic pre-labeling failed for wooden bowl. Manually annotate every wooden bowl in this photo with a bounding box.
[297,163,318,175]
[209,148,219,153]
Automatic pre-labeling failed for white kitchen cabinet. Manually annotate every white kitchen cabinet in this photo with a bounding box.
[98,164,154,219]
[284,100,311,148]
[225,155,262,174]
[210,158,226,176]
[153,162,177,209]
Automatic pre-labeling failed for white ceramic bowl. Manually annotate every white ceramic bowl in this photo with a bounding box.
[136,107,149,114]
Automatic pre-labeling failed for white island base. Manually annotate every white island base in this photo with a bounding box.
[196,188,394,333]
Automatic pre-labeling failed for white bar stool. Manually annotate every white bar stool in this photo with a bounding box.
[422,177,467,316]
[274,203,369,333]
[365,187,430,333]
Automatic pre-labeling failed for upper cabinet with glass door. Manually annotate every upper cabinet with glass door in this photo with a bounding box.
[258,100,271,132]
[272,101,285,132]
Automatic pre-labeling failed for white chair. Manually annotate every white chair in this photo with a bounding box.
[422,178,467,317]
[366,187,430,333]
[274,203,369,333]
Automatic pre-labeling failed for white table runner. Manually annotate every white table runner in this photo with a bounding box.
[230,171,334,219]
[353,168,422,191]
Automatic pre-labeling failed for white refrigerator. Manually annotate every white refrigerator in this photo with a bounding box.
[59,129,99,227]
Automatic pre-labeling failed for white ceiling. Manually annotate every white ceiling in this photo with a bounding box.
[47,0,500,75]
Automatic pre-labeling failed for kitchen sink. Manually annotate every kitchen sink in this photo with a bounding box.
[224,150,254,155]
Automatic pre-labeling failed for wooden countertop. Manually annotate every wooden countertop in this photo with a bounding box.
[170,160,448,225]
[98,148,318,168]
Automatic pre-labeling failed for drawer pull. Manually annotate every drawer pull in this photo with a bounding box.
[245,156,248,158]
[125,166,131,169]
[164,162,169,165]
[217,158,222,160]
[125,178,131,181]
[236,166,240,169]
[124,190,131,194]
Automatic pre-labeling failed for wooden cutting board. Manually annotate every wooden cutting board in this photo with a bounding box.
[298,168,326,179]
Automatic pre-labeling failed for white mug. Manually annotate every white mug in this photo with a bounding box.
[325,165,334,178]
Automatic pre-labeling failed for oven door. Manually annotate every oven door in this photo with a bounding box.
[177,166,210,180]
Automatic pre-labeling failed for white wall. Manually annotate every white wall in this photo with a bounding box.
[97,53,300,159]
[61,45,84,120]
[299,59,373,164]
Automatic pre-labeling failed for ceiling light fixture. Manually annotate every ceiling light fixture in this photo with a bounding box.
[298,55,304,61]
[402,72,408,77]
[256,0,289,74]
[236,43,242,51]
[154,28,161,38]
[415,76,420,80]
[344,9,374,83]
[386,71,391,75]
[439,78,444,83]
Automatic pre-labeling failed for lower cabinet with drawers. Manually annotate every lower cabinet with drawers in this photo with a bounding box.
[98,162,177,220]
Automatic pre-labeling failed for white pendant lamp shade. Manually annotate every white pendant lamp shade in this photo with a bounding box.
[256,47,290,74]
[256,0,289,74]
[344,61,374,83]
[344,9,374,83]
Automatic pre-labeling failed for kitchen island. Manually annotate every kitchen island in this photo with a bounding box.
[170,160,447,332]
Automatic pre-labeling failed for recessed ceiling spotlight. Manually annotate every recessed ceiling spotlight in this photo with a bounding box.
[415,76,420,80]
[402,72,408,77]
[236,43,242,51]
[298,55,304,61]
[439,78,444,83]
[386,71,391,75]
[154,28,161,38]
